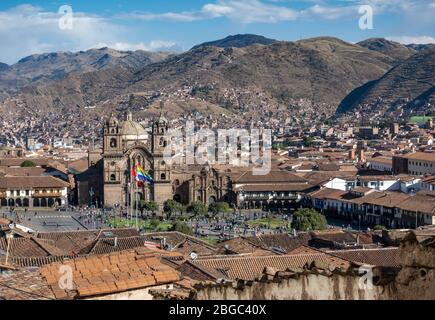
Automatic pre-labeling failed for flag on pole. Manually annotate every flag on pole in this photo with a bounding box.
[136,164,154,185]
[131,166,137,179]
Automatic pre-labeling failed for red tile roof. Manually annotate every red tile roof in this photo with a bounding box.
[189,252,351,280]
[39,248,180,299]
[0,176,69,189]
[326,247,400,267]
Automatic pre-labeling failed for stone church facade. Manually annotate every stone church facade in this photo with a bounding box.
[102,112,173,207]
[76,111,233,209]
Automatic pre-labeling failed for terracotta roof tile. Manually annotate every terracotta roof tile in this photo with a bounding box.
[38,249,180,299]
[327,247,400,267]
[189,252,351,281]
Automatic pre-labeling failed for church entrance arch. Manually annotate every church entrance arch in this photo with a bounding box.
[124,146,154,205]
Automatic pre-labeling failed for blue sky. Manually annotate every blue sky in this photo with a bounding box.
[0,0,434,64]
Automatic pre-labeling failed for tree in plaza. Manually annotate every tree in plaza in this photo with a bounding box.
[139,201,159,216]
[291,208,327,231]
[209,202,231,216]
[163,199,183,219]
[187,201,208,217]
[171,221,193,236]
[20,160,36,167]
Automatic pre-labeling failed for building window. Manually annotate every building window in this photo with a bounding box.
[110,174,116,181]
[160,173,166,180]
[110,138,117,148]
[159,137,166,147]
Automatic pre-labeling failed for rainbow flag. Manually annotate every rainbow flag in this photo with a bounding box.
[136,164,154,185]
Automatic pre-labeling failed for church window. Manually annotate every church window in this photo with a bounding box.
[110,138,117,148]
[159,137,165,147]
[160,173,166,180]
[110,174,116,181]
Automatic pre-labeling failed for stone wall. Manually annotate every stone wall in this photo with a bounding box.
[156,232,434,300]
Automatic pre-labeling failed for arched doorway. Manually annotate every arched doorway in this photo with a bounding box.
[55,198,62,206]
[0,199,6,207]
[173,194,181,203]
[48,198,54,207]
[23,198,29,207]
[16,198,22,207]
[40,198,47,207]
[33,198,40,207]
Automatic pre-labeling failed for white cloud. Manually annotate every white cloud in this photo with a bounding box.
[0,5,124,64]
[123,0,298,23]
[0,5,181,64]
[387,35,435,44]
[121,0,435,23]
[304,4,358,20]
[97,41,182,52]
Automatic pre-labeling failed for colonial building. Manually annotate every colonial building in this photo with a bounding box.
[76,112,231,208]
[305,187,435,228]
[77,111,311,210]
[0,176,69,208]
[393,152,435,175]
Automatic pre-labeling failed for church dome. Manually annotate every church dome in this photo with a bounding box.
[120,120,147,137]
[119,110,147,139]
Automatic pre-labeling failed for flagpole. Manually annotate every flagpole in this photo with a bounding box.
[129,181,133,227]
[131,182,134,227]
[135,188,138,230]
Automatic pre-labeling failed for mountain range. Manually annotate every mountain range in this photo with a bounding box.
[0,34,433,122]
[0,48,172,94]
[336,49,435,115]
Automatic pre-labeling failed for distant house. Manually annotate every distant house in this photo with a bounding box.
[306,188,435,228]
[393,152,435,175]
[368,157,393,173]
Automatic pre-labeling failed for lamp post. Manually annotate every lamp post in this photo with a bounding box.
[89,187,94,208]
